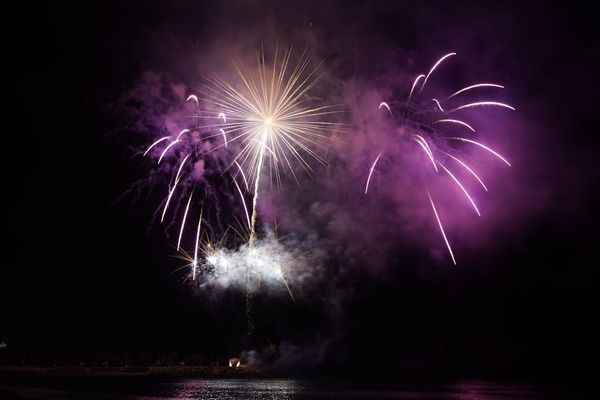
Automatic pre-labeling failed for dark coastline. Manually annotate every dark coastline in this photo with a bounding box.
[0,365,264,379]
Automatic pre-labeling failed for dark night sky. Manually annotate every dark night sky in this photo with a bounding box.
[3,0,599,379]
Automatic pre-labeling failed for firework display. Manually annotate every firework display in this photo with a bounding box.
[141,46,338,296]
[138,48,514,301]
[366,53,514,264]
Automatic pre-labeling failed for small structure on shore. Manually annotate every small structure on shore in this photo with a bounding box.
[228,357,241,368]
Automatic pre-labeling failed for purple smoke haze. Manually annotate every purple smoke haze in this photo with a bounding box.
[115,0,586,370]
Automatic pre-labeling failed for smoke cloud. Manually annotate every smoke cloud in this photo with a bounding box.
[115,0,580,372]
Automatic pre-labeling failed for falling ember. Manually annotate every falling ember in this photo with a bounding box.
[248,130,266,246]
[140,90,237,261]
[368,52,513,263]
[280,272,296,303]
[176,129,191,140]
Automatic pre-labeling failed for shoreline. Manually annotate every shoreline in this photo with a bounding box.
[0,365,264,379]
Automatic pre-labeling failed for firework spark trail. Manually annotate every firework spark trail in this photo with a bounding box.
[365,152,382,194]
[160,184,177,223]
[443,137,512,166]
[234,160,249,191]
[368,52,513,263]
[447,83,504,99]
[186,94,199,104]
[432,98,445,112]
[188,46,339,248]
[160,154,190,222]
[248,130,267,246]
[176,129,191,140]
[232,175,251,230]
[141,85,239,257]
[441,151,488,191]
[437,162,481,216]
[177,190,194,251]
[158,140,181,164]
[143,136,170,156]
[433,119,475,133]
[141,123,225,255]
[174,154,191,182]
[408,74,425,101]
[379,102,393,117]
[192,207,203,281]
[413,135,438,172]
[427,189,456,265]
[449,101,515,113]
[419,52,456,93]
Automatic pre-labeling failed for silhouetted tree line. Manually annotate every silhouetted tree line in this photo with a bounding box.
[0,337,229,367]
